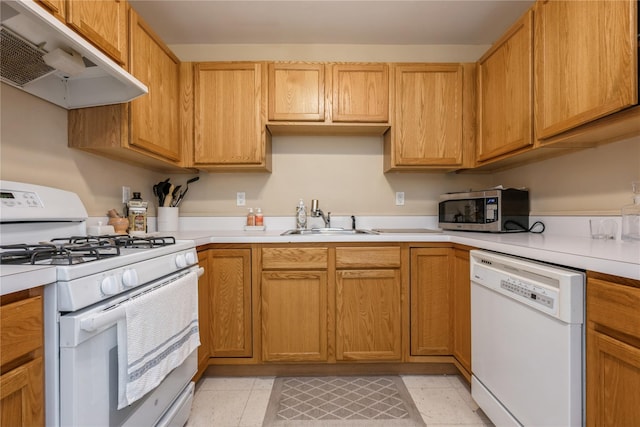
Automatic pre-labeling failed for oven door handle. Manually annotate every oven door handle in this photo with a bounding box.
[79,267,204,332]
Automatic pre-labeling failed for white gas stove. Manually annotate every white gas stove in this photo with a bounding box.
[0,181,200,427]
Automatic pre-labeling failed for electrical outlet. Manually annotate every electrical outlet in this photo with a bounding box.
[395,191,405,206]
[122,186,131,203]
[236,192,246,206]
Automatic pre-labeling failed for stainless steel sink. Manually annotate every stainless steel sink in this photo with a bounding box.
[281,228,379,236]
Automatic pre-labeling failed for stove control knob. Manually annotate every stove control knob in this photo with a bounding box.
[101,275,120,295]
[185,252,196,266]
[122,269,139,288]
[175,254,187,269]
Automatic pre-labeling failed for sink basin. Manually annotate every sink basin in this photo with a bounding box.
[281,228,379,236]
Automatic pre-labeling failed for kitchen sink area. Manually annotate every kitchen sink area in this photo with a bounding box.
[281,228,379,235]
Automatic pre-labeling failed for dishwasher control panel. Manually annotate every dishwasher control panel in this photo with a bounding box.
[500,278,556,309]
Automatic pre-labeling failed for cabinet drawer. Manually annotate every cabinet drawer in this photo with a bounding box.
[336,246,401,268]
[1,296,43,368]
[588,278,640,340]
[262,247,328,269]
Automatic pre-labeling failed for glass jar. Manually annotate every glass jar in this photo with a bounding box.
[621,181,640,241]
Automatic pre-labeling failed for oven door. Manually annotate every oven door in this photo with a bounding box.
[57,267,200,427]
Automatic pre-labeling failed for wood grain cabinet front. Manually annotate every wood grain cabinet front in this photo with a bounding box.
[268,62,325,122]
[335,246,402,361]
[68,7,185,173]
[193,62,272,171]
[384,63,475,171]
[261,247,329,362]
[0,288,44,427]
[66,0,128,66]
[586,273,640,427]
[534,0,638,140]
[410,247,452,356]
[331,63,389,123]
[476,9,534,164]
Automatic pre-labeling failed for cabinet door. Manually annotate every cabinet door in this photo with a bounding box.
[452,248,471,375]
[268,62,325,121]
[195,250,210,378]
[129,9,181,162]
[586,330,640,427]
[0,357,44,427]
[209,249,252,357]
[477,10,533,163]
[534,0,637,139]
[410,248,451,355]
[194,62,270,170]
[332,64,389,123]
[261,271,328,362]
[36,0,65,22]
[336,269,401,361]
[66,0,128,66]
[388,64,464,167]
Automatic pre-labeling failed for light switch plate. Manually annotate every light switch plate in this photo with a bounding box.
[236,192,246,206]
[395,192,405,206]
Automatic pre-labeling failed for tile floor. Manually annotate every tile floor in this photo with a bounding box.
[186,375,493,427]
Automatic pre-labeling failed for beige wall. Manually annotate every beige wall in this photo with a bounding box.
[0,84,164,217]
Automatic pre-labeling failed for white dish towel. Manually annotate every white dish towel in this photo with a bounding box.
[117,271,200,409]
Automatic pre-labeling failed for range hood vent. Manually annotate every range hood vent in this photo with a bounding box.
[0,0,147,109]
[1,26,55,86]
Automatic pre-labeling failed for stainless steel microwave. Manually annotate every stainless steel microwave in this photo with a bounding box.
[438,189,529,232]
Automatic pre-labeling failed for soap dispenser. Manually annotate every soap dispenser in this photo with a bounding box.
[296,199,307,230]
[621,181,640,241]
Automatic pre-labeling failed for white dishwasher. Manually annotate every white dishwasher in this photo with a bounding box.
[470,250,585,427]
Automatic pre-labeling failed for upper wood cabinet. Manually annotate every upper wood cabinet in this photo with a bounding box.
[66,0,129,66]
[534,0,638,140]
[384,63,475,171]
[266,62,390,135]
[331,63,389,123]
[69,7,185,172]
[193,62,272,171]
[36,0,66,22]
[128,8,181,162]
[476,9,534,164]
[268,62,325,121]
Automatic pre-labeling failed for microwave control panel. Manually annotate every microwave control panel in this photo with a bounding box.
[485,197,498,222]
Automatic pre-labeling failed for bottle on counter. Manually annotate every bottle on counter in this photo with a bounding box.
[255,208,264,226]
[296,199,307,230]
[621,181,640,241]
[127,192,148,233]
[247,208,256,226]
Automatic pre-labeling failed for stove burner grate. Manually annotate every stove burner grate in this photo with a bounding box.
[0,243,120,265]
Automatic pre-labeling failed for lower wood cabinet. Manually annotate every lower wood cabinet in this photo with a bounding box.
[0,287,44,427]
[335,246,402,361]
[586,272,640,427]
[261,247,329,362]
[261,271,328,362]
[336,269,401,361]
[451,247,472,376]
[208,249,252,358]
[410,247,452,355]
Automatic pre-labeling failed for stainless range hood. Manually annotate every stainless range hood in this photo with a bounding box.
[0,0,147,109]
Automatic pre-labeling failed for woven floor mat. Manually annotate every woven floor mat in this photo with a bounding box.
[262,376,426,426]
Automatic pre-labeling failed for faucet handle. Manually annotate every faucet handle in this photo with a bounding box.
[351,215,356,230]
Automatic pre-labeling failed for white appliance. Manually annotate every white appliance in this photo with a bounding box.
[0,0,147,108]
[0,181,200,427]
[470,250,585,427]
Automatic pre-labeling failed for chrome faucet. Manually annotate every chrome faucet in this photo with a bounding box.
[310,199,331,228]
